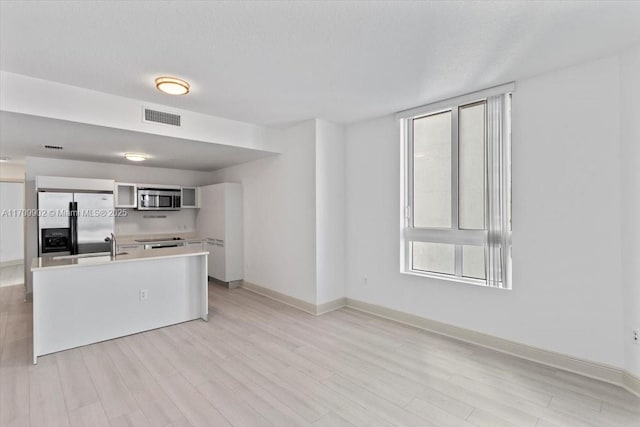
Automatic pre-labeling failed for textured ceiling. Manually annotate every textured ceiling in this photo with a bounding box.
[2,1,640,125]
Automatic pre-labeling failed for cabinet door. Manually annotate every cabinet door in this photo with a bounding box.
[181,187,199,208]
[205,241,216,278]
[196,186,212,239]
[117,244,143,252]
[115,183,137,208]
[211,243,226,282]
[186,241,203,250]
[210,185,225,240]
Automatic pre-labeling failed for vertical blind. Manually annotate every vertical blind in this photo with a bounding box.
[486,93,512,288]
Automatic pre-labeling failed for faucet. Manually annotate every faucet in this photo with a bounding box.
[105,233,117,257]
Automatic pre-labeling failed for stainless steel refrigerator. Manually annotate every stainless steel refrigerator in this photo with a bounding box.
[38,191,114,257]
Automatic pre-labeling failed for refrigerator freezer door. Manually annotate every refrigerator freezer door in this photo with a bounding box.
[74,193,115,254]
[38,192,73,229]
[38,192,73,256]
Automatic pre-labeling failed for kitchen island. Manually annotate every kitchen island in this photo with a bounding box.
[31,247,209,363]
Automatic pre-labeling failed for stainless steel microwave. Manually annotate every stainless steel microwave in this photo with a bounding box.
[137,188,181,210]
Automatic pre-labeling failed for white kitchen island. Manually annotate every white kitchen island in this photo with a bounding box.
[31,247,208,363]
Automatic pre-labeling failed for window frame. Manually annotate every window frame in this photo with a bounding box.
[399,83,514,288]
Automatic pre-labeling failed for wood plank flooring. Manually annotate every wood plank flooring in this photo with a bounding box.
[0,265,24,289]
[1,282,638,427]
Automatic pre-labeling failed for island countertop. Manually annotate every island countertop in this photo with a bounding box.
[31,246,209,272]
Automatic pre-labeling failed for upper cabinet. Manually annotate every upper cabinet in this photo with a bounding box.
[114,183,137,208]
[181,187,200,208]
[115,183,202,209]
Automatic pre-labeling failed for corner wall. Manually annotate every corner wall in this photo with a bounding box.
[211,119,347,307]
[211,121,319,304]
[315,119,346,305]
[620,46,640,379]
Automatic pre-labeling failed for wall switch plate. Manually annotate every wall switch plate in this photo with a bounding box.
[139,289,148,301]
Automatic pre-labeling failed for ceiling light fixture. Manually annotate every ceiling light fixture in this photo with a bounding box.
[155,76,190,95]
[124,153,147,162]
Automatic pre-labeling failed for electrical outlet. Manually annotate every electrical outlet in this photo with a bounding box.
[363,276,368,285]
[634,330,639,344]
[139,289,148,301]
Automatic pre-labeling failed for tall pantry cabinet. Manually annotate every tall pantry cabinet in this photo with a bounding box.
[196,183,243,287]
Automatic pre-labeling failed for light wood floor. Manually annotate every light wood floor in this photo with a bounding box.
[1,283,639,427]
[0,264,24,288]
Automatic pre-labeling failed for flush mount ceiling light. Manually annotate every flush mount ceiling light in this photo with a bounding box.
[124,153,147,162]
[155,76,190,95]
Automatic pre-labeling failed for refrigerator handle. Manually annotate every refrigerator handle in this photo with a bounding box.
[69,201,78,255]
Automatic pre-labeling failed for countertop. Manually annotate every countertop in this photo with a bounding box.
[115,232,205,246]
[31,246,209,272]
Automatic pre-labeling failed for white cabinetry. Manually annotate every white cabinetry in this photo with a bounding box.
[197,183,243,284]
[185,240,204,250]
[181,187,200,208]
[116,243,143,252]
[115,183,137,208]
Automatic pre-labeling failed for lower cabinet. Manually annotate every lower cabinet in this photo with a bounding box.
[205,239,229,282]
[197,183,243,284]
[212,241,226,282]
[185,240,204,250]
[116,243,143,252]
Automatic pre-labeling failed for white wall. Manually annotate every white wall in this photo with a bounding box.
[210,118,348,306]
[1,72,279,153]
[315,119,346,305]
[0,163,25,181]
[210,121,318,304]
[620,46,640,378]
[0,182,24,263]
[24,157,214,293]
[345,54,627,369]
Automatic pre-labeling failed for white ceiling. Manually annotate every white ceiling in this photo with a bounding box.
[2,1,639,126]
[0,112,275,171]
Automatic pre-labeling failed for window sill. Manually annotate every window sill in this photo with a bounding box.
[401,269,510,290]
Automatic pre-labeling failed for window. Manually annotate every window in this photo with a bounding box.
[399,83,513,289]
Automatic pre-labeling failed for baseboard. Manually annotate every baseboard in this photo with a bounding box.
[240,281,345,315]
[0,259,23,268]
[316,297,347,315]
[345,298,640,398]
[623,372,640,397]
[208,277,242,289]
[241,281,318,315]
